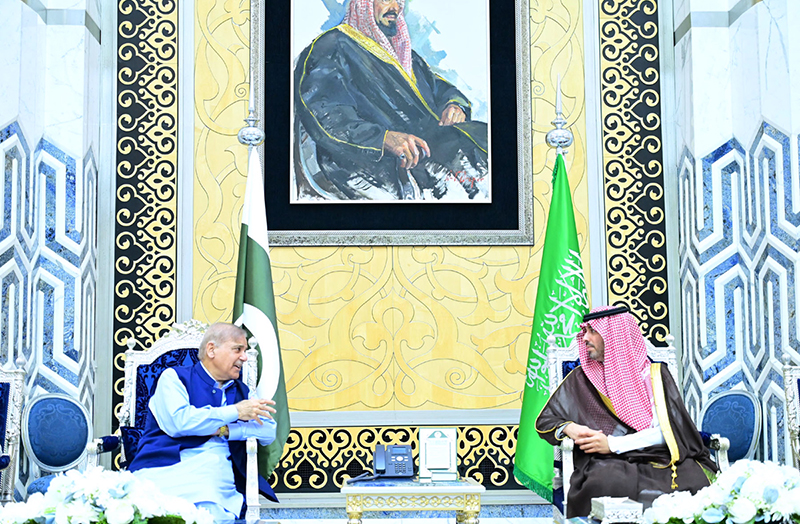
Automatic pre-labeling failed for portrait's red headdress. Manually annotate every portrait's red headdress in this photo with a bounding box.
[576,305,654,432]
[344,0,413,75]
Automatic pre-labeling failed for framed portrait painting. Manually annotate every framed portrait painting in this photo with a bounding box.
[255,0,533,245]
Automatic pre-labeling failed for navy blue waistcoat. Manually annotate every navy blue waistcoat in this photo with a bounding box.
[128,362,278,508]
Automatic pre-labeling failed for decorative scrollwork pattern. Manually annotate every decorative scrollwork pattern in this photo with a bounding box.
[270,426,519,493]
[114,0,179,443]
[599,0,670,343]
[192,0,591,415]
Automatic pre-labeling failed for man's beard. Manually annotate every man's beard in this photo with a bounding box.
[379,20,398,38]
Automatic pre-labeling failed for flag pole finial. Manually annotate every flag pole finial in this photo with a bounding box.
[238,65,265,147]
[238,107,265,148]
[546,74,573,155]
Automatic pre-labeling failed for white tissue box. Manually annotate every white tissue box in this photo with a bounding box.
[589,497,643,524]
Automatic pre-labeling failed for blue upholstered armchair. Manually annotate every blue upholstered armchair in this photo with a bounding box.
[700,389,760,469]
[0,364,25,504]
[119,320,262,520]
[782,355,800,468]
[22,393,120,496]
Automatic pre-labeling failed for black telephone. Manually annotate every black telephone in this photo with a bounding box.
[373,444,414,477]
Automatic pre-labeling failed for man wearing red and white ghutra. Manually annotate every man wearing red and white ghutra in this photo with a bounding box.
[536,306,717,518]
[294,0,489,201]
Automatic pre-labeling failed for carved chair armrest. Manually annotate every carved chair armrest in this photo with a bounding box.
[559,438,575,517]
[86,432,122,468]
[708,434,730,471]
[245,437,259,523]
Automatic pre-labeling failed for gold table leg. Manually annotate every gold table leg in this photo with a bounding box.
[345,494,362,524]
[462,510,480,524]
[346,510,362,524]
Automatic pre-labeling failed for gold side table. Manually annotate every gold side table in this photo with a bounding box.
[341,477,485,524]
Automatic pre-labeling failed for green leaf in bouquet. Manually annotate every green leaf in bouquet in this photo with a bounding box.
[146,515,186,524]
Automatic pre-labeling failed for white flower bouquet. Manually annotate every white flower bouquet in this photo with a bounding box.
[0,467,213,524]
[644,460,800,524]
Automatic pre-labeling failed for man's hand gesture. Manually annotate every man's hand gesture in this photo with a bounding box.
[235,398,276,425]
[563,423,611,454]
[384,131,430,169]
[439,104,466,126]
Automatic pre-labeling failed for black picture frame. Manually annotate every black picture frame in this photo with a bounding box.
[257,0,532,245]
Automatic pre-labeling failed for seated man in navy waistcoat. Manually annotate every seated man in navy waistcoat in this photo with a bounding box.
[129,322,279,521]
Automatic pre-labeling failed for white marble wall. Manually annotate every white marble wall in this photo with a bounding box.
[0,0,100,412]
[674,0,800,464]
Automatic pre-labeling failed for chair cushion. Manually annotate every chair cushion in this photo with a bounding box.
[562,360,580,378]
[133,349,200,428]
[0,382,9,447]
[702,392,758,462]
[120,426,143,466]
[27,475,54,496]
[26,397,89,469]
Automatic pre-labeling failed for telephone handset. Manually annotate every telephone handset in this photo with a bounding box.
[373,444,414,477]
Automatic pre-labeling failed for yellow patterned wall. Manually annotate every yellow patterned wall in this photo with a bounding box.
[193,1,590,412]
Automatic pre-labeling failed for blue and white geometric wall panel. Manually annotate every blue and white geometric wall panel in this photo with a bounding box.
[0,122,33,372]
[0,121,96,409]
[679,122,800,464]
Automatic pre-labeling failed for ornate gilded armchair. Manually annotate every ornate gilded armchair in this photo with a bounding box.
[783,355,800,468]
[545,334,728,520]
[0,363,25,504]
[119,320,262,521]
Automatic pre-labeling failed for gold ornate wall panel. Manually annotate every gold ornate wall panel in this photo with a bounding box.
[192,0,591,413]
[272,425,520,492]
[598,0,671,343]
[114,0,179,430]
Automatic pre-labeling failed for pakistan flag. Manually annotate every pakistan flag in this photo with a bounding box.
[513,153,588,501]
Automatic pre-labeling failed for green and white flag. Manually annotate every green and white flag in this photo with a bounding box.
[514,153,588,501]
[233,146,291,477]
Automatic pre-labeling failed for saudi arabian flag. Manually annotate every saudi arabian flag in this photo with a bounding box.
[233,146,291,477]
[514,153,588,501]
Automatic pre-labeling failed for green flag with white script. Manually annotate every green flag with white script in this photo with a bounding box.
[233,147,291,477]
[513,153,588,501]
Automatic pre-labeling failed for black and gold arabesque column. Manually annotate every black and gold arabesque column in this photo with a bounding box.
[598,0,671,343]
[113,0,179,446]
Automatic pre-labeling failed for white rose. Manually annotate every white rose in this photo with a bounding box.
[0,500,42,524]
[645,493,682,524]
[18,492,46,521]
[63,500,100,524]
[105,499,135,524]
[129,492,164,519]
[667,491,698,522]
[47,475,73,504]
[787,487,800,514]
[739,477,768,505]
[647,504,674,524]
[700,485,727,507]
[54,503,72,524]
[728,497,758,524]
[771,490,795,519]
